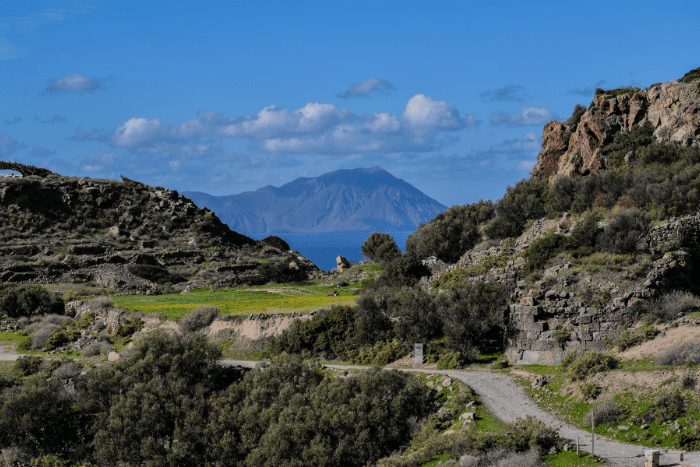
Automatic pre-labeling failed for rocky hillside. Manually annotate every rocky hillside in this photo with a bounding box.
[419,68,700,365]
[533,68,700,178]
[0,162,316,292]
[185,167,446,234]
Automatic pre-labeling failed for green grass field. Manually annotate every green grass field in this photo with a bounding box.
[112,283,358,320]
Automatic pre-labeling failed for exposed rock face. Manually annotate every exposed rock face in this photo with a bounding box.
[336,256,351,272]
[533,70,700,178]
[0,165,317,291]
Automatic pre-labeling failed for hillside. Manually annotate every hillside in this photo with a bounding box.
[184,167,446,234]
[0,162,316,292]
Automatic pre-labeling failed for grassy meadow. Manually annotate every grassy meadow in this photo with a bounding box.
[112,283,358,320]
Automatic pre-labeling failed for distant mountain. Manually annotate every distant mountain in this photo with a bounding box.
[184,167,446,234]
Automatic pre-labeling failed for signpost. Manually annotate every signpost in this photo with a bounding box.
[414,343,424,365]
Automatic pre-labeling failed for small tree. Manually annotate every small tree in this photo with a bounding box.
[362,233,401,264]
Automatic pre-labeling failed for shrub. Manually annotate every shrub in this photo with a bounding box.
[15,356,42,376]
[523,232,565,274]
[115,316,144,338]
[563,351,619,381]
[0,286,64,318]
[44,327,81,351]
[406,201,494,263]
[361,232,401,264]
[373,254,430,288]
[584,399,628,425]
[82,340,114,357]
[637,291,700,323]
[580,382,602,400]
[437,282,509,360]
[31,322,60,350]
[679,425,700,450]
[648,390,686,422]
[551,327,572,348]
[598,209,649,253]
[567,211,601,250]
[180,306,219,332]
[604,122,655,168]
[617,323,659,351]
[656,341,700,366]
[261,235,290,251]
[349,339,408,366]
[257,259,307,283]
[508,417,561,453]
[485,179,547,239]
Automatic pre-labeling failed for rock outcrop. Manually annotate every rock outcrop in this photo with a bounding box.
[533,68,700,178]
[0,165,317,291]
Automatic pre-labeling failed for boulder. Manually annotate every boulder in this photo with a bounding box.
[336,256,351,272]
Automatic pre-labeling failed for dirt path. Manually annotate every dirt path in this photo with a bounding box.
[322,365,698,466]
[2,344,695,466]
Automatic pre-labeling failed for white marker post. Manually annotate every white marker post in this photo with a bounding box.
[414,343,424,365]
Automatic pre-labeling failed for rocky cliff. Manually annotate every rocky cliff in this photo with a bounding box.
[533,67,700,178]
[0,165,316,292]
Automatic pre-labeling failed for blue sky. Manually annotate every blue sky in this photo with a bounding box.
[1,0,698,206]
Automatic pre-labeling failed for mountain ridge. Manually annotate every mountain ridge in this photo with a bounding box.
[185,167,447,234]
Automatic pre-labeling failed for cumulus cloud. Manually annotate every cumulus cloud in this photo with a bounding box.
[46,73,105,93]
[80,94,476,156]
[489,107,554,127]
[339,78,395,98]
[0,134,26,158]
[403,94,473,131]
[479,84,525,102]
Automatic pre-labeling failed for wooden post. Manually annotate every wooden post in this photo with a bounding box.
[591,418,595,457]
[576,435,579,455]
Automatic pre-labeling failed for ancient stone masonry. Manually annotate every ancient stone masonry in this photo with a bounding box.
[0,167,317,291]
[532,74,700,178]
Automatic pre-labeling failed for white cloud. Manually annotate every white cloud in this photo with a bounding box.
[403,94,469,131]
[47,73,105,93]
[489,107,554,127]
[339,78,395,98]
[112,118,165,148]
[77,94,475,156]
[223,103,349,139]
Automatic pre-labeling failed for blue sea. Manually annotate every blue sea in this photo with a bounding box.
[252,231,413,271]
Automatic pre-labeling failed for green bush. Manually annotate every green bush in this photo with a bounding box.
[508,417,561,453]
[584,399,627,425]
[261,235,290,251]
[579,382,602,400]
[563,351,619,381]
[648,390,687,422]
[349,339,408,366]
[523,232,565,274]
[567,212,601,250]
[437,282,508,360]
[604,122,655,168]
[361,232,401,264]
[406,201,494,263]
[15,356,42,376]
[44,327,81,351]
[617,323,659,351]
[180,306,219,332]
[115,316,144,338]
[372,254,430,288]
[484,179,547,239]
[598,209,649,253]
[0,286,64,318]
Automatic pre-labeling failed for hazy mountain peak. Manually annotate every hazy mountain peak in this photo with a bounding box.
[185,167,446,234]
